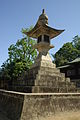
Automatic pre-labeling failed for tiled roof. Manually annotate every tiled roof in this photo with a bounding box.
[69,58,80,64]
[58,64,70,69]
[58,58,80,69]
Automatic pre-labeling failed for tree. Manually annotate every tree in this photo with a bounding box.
[0,28,37,81]
[72,35,80,53]
[53,36,80,67]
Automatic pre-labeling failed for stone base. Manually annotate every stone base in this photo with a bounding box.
[11,52,78,93]
[0,89,80,120]
[31,52,56,68]
[12,65,77,93]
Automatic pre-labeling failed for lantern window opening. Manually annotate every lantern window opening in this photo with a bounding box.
[37,35,42,43]
[44,35,50,43]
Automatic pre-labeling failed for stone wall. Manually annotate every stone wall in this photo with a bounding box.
[21,93,80,120]
[0,90,80,120]
[0,89,24,120]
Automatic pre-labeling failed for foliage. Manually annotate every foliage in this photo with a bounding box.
[0,28,37,81]
[53,35,80,67]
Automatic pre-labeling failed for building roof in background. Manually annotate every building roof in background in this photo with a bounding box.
[58,58,80,69]
[69,58,80,64]
[58,64,70,69]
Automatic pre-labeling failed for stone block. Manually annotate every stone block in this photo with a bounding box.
[0,89,80,120]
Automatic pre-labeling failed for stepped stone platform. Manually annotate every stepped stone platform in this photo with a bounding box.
[12,53,77,93]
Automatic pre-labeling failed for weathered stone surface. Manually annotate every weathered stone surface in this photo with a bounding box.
[0,90,24,120]
[12,63,77,93]
[31,52,56,69]
[21,93,80,120]
[0,90,80,120]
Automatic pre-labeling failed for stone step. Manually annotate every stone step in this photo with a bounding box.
[35,78,76,88]
[13,77,75,92]
[39,66,60,73]
[12,86,33,93]
[36,74,66,82]
[35,78,67,87]
[35,79,58,86]
[32,86,68,93]
[38,70,65,78]
[14,75,66,87]
[13,79,35,86]
[17,67,39,81]
[38,69,60,76]
[66,81,76,88]
[65,77,70,82]
[32,85,77,93]
[12,83,77,93]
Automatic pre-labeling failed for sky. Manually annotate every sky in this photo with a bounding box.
[0,0,80,67]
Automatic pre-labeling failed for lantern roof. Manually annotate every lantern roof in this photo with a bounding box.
[24,9,64,39]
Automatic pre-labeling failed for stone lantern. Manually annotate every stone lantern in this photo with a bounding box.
[24,9,64,68]
[14,9,76,93]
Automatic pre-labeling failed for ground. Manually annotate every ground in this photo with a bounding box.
[41,111,80,120]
